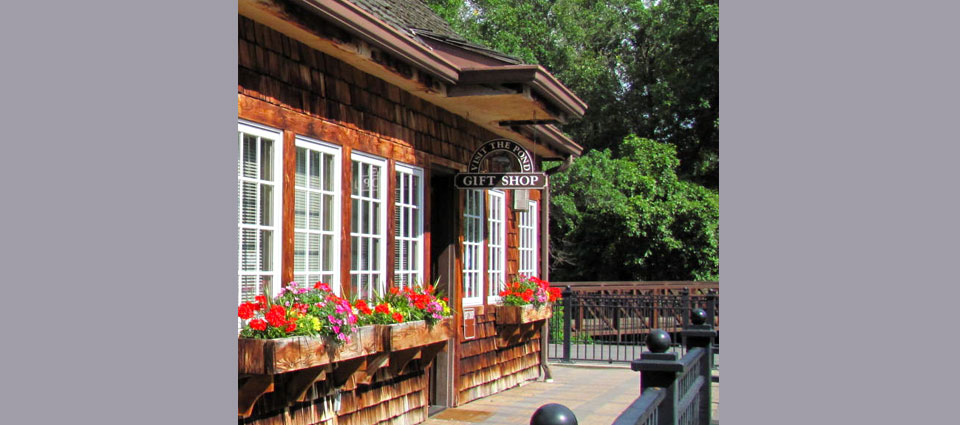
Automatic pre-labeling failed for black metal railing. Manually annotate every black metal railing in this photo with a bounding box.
[612,319,717,425]
[549,286,718,363]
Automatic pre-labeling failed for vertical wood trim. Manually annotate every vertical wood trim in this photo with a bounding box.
[481,189,489,306]
[422,167,432,288]
[386,160,397,288]
[452,189,464,407]
[282,130,296,288]
[540,188,549,282]
[341,146,353,298]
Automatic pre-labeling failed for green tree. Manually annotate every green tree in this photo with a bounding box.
[549,135,718,281]
[425,0,718,187]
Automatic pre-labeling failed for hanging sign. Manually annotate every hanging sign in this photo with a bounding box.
[455,139,547,189]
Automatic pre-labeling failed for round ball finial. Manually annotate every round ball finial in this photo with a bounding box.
[530,403,578,425]
[690,308,707,325]
[646,330,671,353]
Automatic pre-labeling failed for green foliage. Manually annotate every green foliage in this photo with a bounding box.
[425,1,719,279]
[550,135,718,281]
[548,306,595,344]
[424,0,718,186]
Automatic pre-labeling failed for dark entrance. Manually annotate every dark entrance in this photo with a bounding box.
[428,166,457,414]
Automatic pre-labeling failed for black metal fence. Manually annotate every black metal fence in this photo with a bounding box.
[612,325,717,425]
[548,286,719,364]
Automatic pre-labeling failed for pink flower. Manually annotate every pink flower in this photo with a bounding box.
[346,314,357,324]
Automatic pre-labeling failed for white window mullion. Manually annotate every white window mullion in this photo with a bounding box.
[238,121,282,304]
[350,153,387,300]
[293,136,341,293]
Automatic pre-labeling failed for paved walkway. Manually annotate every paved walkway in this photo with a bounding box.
[423,363,719,425]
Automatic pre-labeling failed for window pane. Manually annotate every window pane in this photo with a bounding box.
[260,184,273,226]
[323,153,335,192]
[260,139,273,181]
[310,150,321,190]
[352,161,360,196]
[352,198,360,234]
[294,189,306,229]
[260,230,273,271]
[243,134,257,178]
[309,192,321,231]
[241,182,257,224]
[241,229,257,271]
[323,194,334,231]
[309,234,320,271]
[296,147,307,187]
[240,275,258,302]
[294,233,306,272]
[322,234,333,272]
[351,236,359,270]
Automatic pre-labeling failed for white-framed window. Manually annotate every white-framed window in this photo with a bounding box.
[518,200,538,277]
[294,136,341,294]
[462,189,484,306]
[350,153,388,300]
[394,163,424,288]
[238,121,283,303]
[487,190,506,303]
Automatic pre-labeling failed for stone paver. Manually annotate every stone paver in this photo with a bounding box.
[423,364,641,425]
[423,363,720,425]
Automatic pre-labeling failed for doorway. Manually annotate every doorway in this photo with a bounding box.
[428,166,457,414]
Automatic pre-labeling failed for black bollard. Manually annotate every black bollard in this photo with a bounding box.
[530,403,578,425]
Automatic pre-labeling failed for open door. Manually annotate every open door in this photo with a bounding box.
[428,166,457,414]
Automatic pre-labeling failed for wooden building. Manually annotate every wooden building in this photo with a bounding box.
[237,0,586,423]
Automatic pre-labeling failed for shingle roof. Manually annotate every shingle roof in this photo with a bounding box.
[348,0,460,38]
[347,0,522,64]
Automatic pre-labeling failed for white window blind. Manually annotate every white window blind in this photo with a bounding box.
[238,121,283,303]
[350,153,387,300]
[462,189,484,306]
[518,200,538,277]
[293,137,341,294]
[394,164,424,288]
[487,190,506,302]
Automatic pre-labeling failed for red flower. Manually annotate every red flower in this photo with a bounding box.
[425,284,434,294]
[265,305,287,328]
[254,294,267,310]
[389,287,400,295]
[548,287,562,302]
[521,289,534,302]
[375,303,390,314]
[285,321,297,333]
[238,302,256,320]
[293,303,309,315]
[249,319,267,331]
[314,281,331,292]
[392,312,404,323]
[355,299,372,315]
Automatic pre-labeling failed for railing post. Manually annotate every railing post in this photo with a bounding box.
[562,285,572,363]
[631,330,682,425]
[680,288,690,330]
[706,290,718,328]
[683,309,716,425]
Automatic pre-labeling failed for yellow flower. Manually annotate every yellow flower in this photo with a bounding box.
[309,316,323,332]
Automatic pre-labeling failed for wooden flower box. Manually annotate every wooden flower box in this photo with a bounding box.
[496,304,553,325]
[383,318,454,351]
[238,324,386,375]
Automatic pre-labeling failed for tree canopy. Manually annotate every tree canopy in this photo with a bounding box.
[425,0,718,187]
[425,0,719,281]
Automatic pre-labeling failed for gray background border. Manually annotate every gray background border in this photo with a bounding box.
[2,1,959,424]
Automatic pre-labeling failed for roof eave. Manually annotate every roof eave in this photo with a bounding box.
[290,0,460,84]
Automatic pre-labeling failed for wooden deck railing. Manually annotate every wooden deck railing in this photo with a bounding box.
[548,281,719,363]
